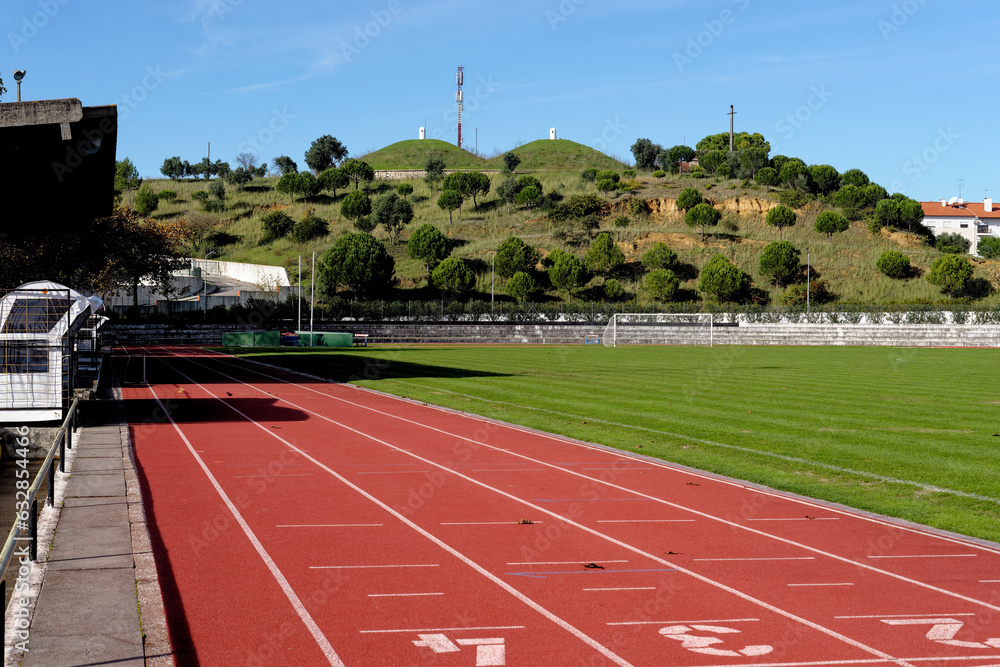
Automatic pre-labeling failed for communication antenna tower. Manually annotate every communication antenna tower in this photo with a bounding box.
[456,66,464,149]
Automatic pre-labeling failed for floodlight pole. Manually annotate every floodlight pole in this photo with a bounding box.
[16,80,21,102]
[297,255,302,331]
[806,249,811,314]
[491,251,495,305]
[309,251,315,340]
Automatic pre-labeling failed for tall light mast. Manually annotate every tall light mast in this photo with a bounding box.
[456,66,464,149]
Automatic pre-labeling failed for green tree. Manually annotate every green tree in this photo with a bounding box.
[740,148,770,178]
[604,278,625,301]
[833,184,867,219]
[305,135,348,173]
[291,215,329,243]
[814,211,850,239]
[585,232,625,276]
[260,211,295,242]
[699,254,750,303]
[517,175,543,196]
[208,180,226,202]
[276,173,298,204]
[676,187,703,212]
[371,193,414,245]
[978,236,1000,260]
[808,164,841,195]
[467,172,492,208]
[548,252,588,302]
[438,190,464,223]
[515,186,542,211]
[699,150,727,176]
[596,178,617,197]
[442,172,473,199]
[876,250,911,279]
[133,186,160,217]
[755,167,780,192]
[685,203,722,241]
[340,191,372,231]
[765,205,797,240]
[841,168,870,187]
[505,271,537,302]
[936,232,970,254]
[926,255,974,297]
[779,160,809,189]
[642,242,678,271]
[321,232,395,298]
[397,183,414,199]
[273,156,298,175]
[114,158,142,205]
[224,166,254,190]
[432,257,476,297]
[407,223,451,281]
[341,159,375,190]
[758,241,801,287]
[424,156,446,186]
[657,145,696,173]
[160,156,185,180]
[495,177,523,214]
[644,269,679,302]
[318,167,349,197]
[495,236,540,279]
[630,138,662,170]
[501,152,521,175]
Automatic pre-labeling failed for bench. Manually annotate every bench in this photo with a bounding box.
[353,333,369,347]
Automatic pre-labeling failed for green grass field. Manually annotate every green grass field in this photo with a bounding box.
[233,344,1000,543]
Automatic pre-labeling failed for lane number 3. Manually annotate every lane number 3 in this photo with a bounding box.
[659,625,773,657]
[881,618,1000,649]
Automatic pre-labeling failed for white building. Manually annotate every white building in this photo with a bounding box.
[921,198,1000,256]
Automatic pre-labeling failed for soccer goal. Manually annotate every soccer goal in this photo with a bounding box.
[602,313,713,347]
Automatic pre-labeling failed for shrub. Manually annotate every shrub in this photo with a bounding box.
[208,181,225,201]
[644,269,679,302]
[321,233,395,298]
[596,178,617,196]
[716,165,731,179]
[133,186,160,216]
[495,236,540,278]
[157,190,178,201]
[936,232,970,254]
[628,197,648,216]
[613,215,630,228]
[596,170,620,183]
[815,211,850,239]
[675,187,703,212]
[876,250,911,279]
[652,170,666,179]
[642,242,678,271]
[548,194,609,222]
[690,167,705,179]
[623,169,636,179]
[699,254,750,302]
[292,215,329,243]
[978,236,1000,259]
[604,278,625,301]
[505,271,537,302]
[927,254,974,296]
[204,230,240,247]
[585,232,625,276]
[396,183,414,199]
[580,168,598,182]
[781,280,831,306]
[260,211,295,242]
[704,183,714,191]
[431,257,476,296]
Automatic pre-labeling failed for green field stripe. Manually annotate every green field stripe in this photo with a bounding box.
[383,378,1000,507]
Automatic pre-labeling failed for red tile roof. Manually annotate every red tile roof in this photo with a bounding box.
[921,201,1000,219]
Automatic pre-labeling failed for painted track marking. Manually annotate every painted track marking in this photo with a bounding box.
[584,587,657,591]
[597,519,695,523]
[836,614,977,619]
[310,564,440,570]
[153,349,915,665]
[867,554,978,559]
[277,524,383,528]
[608,618,760,626]
[145,351,638,667]
[695,557,815,562]
[368,593,444,598]
[360,626,525,634]
[787,583,855,587]
[142,386,345,666]
[506,560,629,565]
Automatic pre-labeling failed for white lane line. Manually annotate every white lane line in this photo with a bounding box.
[836,613,976,619]
[367,592,444,598]
[142,386,345,667]
[441,521,544,525]
[310,564,440,570]
[277,524,383,528]
[361,626,525,634]
[507,560,629,566]
[597,519,695,523]
[232,473,315,478]
[356,470,435,474]
[153,354,636,667]
[584,587,656,592]
[748,517,839,521]
[164,356,909,666]
[695,557,816,562]
[787,583,855,587]
[608,618,760,626]
[473,469,547,472]
[867,554,978,559]
[982,580,1000,583]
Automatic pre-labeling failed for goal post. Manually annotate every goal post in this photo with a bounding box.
[602,313,713,347]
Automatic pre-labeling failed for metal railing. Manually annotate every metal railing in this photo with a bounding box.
[0,397,79,615]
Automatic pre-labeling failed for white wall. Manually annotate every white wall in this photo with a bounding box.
[190,258,291,287]
[921,215,984,255]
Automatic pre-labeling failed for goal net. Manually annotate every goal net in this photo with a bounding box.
[602,313,713,347]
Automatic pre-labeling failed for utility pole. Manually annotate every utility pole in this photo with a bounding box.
[456,66,464,149]
[728,105,737,152]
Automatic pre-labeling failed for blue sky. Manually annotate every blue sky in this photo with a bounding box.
[5,0,996,202]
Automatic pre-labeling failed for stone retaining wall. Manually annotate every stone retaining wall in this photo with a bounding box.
[105,322,1000,348]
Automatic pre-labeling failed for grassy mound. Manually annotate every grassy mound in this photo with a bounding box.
[486,139,626,172]
[357,139,488,170]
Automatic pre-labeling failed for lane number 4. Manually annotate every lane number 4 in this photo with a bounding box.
[659,625,773,657]
[881,618,1000,649]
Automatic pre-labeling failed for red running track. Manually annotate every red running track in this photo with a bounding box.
[123,346,1000,666]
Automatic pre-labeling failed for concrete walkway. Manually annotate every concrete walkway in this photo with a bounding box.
[17,405,171,666]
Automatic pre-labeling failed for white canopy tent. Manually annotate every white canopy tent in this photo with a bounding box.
[0,281,104,422]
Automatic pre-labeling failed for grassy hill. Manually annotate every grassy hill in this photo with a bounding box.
[146,166,1000,307]
[356,139,488,170]
[485,139,626,172]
